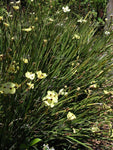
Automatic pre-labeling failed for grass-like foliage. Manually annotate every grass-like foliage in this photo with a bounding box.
[0,1,113,150]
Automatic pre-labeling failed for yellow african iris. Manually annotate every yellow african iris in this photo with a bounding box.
[42,90,58,107]
[67,111,76,120]
[0,82,18,94]
[36,70,47,79]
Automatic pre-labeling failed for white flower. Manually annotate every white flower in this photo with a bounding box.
[64,92,68,96]
[57,23,63,26]
[25,71,35,80]
[43,144,50,150]
[77,87,80,91]
[16,1,21,4]
[50,147,55,150]
[105,31,110,35]
[73,128,76,134]
[48,18,54,22]
[59,88,65,95]
[59,88,68,96]
[43,144,55,150]
[62,6,70,13]
[13,6,20,10]
[10,2,14,4]
[105,18,108,22]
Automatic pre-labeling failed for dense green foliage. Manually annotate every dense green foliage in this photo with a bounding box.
[0,1,113,150]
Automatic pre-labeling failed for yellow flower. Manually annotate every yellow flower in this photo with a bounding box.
[110,129,113,137]
[22,26,34,32]
[13,6,20,10]
[36,70,47,79]
[64,85,67,88]
[77,87,80,91]
[8,61,19,73]
[0,88,3,94]
[8,65,15,73]
[42,90,58,107]
[22,28,32,32]
[67,111,76,120]
[91,81,96,84]
[0,54,3,61]
[89,84,97,89]
[48,18,54,22]
[0,16,3,21]
[104,90,113,95]
[43,98,55,108]
[27,82,34,89]
[43,39,47,43]
[35,17,38,21]
[25,71,35,80]
[104,90,109,94]
[3,22,10,27]
[72,34,80,40]
[0,82,18,94]
[47,91,58,103]
[22,58,28,63]
[17,66,19,70]
[31,26,35,29]
[11,37,14,40]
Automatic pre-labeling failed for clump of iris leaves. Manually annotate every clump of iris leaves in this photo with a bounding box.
[0,1,113,150]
